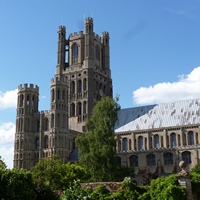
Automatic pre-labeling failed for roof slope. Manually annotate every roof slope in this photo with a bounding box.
[115,98,200,132]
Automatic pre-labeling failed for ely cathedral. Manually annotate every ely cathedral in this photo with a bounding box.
[14,18,200,185]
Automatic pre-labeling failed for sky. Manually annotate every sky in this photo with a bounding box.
[1,0,200,168]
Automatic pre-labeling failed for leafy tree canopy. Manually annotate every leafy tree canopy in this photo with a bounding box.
[76,96,121,181]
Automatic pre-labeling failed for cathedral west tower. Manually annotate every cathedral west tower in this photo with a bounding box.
[14,18,112,169]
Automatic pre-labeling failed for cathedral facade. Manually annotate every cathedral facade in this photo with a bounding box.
[13,18,112,169]
[14,18,200,185]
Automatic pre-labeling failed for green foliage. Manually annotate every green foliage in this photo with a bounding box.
[110,177,144,200]
[76,96,121,181]
[0,159,7,169]
[32,155,88,191]
[0,168,35,200]
[190,162,200,198]
[89,184,111,199]
[61,179,90,200]
[138,174,187,200]
[32,155,64,190]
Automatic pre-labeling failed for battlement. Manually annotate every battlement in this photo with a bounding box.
[94,33,101,41]
[18,84,39,92]
[58,25,66,31]
[41,110,50,115]
[102,31,109,37]
[51,76,67,84]
[69,31,84,37]
[85,17,93,23]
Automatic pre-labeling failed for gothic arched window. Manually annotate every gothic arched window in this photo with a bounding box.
[129,155,138,167]
[171,133,176,147]
[71,103,75,116]
[154,134,159,148]
[78,80,82,93]
[72,43,78,64]
[138,136,143,150]
[147,154,156,166]
[122,138,128,151]
[44,136,48,148]
[188,131,194,145]
[35,138,39,149]
[71,81,75,94]
[164,152,173,165]
[95,45,100,61]
[182,151,192,164]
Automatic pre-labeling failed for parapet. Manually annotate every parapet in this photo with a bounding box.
[69,31,84,38]
[102,31,109,37]
[58,25,66,31]
[18,84,39,93]
[85,17,93,24]
[51,76,67,85]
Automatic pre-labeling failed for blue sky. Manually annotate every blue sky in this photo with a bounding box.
[1,0,200,168]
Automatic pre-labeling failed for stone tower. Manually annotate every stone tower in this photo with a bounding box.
[14,18,112,169]
[14,84,39,169]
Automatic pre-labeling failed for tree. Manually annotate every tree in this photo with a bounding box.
[0,168,35,200]
[138,174,187,200]
[31,155,88,191]
[76,96,121,181]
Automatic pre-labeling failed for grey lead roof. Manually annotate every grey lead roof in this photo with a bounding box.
[114,98,200,132]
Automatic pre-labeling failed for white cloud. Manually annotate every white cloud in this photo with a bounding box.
[0,146,14,169]
[0,89,17,109]
[0,122,15,169]
[133,67,200,105]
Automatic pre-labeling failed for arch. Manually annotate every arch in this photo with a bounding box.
[45,118,49,130]
[44,136,48,148]
[26,94,30,105]
[95,45,100,60]
[78,102,82,115]
[51,114,54,128]
[57,89,60,100]
[35,138,39,149]
[182,151,191,164]
[71,81,75,94]
[20,94,24,107]
[78,80,82,93]
[129,155,138,167]
[62,89,65,100]
[83,78,87,91]
[164,152,173,165]
[138,136,143,150]
[122,138,128,151]
[83,101,87,114]
[171,132,176,147]
[188,131,194,145]
[51,89,55,102]
[71,103,75,116]
[72,43,78,64]
[146,154,156,166]
[154,134,159,148]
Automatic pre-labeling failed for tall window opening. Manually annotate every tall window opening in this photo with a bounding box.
[171,133,176,147]
[122,138,128,151]
[188,131,194,145]
[138,136,143,150]
[147,154,156,166]
[154,134,159,148]
[182,151,191,164]
[164,152,173,165]
[129,155,138,167]
[72,43,78,64]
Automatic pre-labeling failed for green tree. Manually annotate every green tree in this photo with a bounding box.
[32,155,88,192]
[76,96,121,181]
[138,174,187,200]
[0,168,35,200]
[31,155,64,190]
